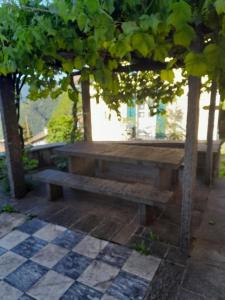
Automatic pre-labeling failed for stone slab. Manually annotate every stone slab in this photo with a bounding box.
[106,271,149,300]
[53,229,85,250]
[5,260,48,292]
[0,230,29,250]
[0,251,26,279]
[78,260,119,292]
[53,251,92,280]
[97,242,132,268]
[0,213,26,238]
[27,270,74,300]
[123,251,161,281]
[34,223,66,242]
[182,262,225,299]
[31,243,68,268]
[73,235,108,259]
[61,281,102,300]
[0,281,23,300]
[17,218,47,235]
[177,288,205,300]
[12,236,47,258]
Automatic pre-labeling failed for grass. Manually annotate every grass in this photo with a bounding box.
[1,204,17,213]
[133,241,151,256]
[133,229,159,256]
[146,230,159,241]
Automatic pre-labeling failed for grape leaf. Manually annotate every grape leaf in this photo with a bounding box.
[215,0,225,14]
[185,52,208,76]
[160,69,175,83]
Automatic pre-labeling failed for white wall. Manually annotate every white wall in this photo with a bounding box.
[90,82,220,142]
[91,98,128,141]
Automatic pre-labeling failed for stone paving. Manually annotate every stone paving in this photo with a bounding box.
[0,213,161,300]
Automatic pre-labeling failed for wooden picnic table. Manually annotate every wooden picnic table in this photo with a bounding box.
[35,143,184,225]
[56,142,184,191]
[56,142,184,170]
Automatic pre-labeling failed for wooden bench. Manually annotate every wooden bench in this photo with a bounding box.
[33,169,173,225]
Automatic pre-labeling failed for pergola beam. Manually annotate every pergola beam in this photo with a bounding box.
[0,75,26,198]
[71,60,168,77]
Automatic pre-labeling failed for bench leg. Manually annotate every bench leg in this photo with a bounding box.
[138,204,147,226]
[46,184,63,201]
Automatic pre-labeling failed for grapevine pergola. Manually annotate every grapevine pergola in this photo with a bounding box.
[0,0,225,254]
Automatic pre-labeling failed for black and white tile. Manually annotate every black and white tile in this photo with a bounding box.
[0,213,161,300]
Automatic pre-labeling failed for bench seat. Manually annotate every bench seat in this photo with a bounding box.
[33,169,173,224]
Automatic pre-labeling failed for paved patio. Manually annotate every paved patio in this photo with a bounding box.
[0,180,212,299]
[0,212,161,300]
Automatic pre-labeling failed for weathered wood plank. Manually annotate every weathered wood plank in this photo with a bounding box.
[138,204,147,226]
[180,74,201,255]
[205,81,217,185]
[56,142,184,169]
[33,169,172,207]
[81,78,92,142]
[69,156,96,176]
[46,183,63,201]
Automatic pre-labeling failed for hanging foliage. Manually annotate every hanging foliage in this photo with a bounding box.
[0,0,225,111]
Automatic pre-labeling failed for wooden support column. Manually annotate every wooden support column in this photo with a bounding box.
[180,75,201,254]
[81,78,92,142]
[0,75,26,198]
[205,81,217,185]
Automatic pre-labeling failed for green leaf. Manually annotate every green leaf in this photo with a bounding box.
[101,0,115,14]
[185,52,208,76]
[77,13,88,31]
[168,0,192,30]
[215,0,225,14]
[173,25,196,48]
[108,59,118,70]
[73,56,83,69]
[62,61,73,73]
[122,21,139,35]
[153,43,170,62]
[139,14,160,33]
[203,43,219,64]
[160,69,175,83]
[131,33,155,57]
[109,38,131,58]
[84,0,100,13]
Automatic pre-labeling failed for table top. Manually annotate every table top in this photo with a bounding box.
[56,142,184,169]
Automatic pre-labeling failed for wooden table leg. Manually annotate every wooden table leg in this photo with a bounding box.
[47,183,63,201]
[157,168,173,190]
[138,203,147,226]
[68,156,96,176]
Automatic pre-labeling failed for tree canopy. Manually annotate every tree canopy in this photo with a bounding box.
[0,0,225,110]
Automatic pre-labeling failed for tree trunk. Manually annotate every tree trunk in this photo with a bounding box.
[180,75,201,255]
[81,78,92,142]
[0,75,26,198]
[205,81,217,185]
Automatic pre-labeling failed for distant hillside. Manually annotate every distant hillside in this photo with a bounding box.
[0,85,68,140]
[20,97,60,136]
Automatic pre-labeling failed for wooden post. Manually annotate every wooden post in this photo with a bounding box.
[81,78,92,142]
[205,81,217,185]
[218,96,225,140]
[0,75,26,198]
[180,75,201,254]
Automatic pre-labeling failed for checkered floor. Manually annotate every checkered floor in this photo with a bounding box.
[0,214,161,300]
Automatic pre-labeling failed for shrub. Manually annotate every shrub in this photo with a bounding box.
[0,152,38,195]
